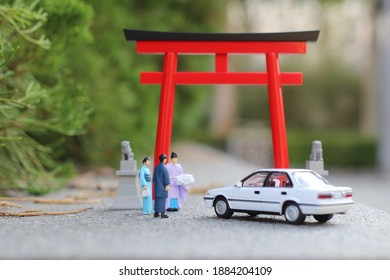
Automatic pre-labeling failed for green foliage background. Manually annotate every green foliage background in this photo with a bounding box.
[0,0,226,193]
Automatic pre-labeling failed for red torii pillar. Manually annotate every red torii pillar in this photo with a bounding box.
[124,29,319,172]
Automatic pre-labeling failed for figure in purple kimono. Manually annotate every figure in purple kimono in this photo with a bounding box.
[165,152,188,212]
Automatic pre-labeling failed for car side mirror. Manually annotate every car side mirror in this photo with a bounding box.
[235,181,243,187]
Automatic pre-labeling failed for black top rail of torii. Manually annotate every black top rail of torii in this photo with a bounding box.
[123,29,320,42]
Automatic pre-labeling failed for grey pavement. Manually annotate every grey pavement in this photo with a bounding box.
[1,142,390,259]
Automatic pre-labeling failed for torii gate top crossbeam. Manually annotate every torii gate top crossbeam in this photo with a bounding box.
[123,29,319,42]
[124,29,319,55]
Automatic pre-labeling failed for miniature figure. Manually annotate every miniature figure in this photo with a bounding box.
[165,152,188,212]
[139,156,153,215]
[204,168,353,225]
[153,154,170,218]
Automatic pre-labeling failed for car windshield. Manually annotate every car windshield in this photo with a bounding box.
[292,171,331,188]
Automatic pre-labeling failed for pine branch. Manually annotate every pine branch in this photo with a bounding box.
[0,0,51,49]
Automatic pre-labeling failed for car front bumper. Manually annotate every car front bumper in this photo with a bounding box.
[203,196,214,208]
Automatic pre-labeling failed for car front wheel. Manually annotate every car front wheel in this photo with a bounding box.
[214,197,233,219]
[284,202,306,225]
[313,214,333,223]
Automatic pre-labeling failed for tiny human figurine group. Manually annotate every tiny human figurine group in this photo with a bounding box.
[138,152,188,218]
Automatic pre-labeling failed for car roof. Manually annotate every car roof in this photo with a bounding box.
[251,168,314,173]
[239,168,319,182]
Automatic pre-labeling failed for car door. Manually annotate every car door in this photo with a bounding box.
[260,171,293,213]
[230,171,269,211]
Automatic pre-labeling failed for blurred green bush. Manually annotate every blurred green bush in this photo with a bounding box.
[288,130,376,168]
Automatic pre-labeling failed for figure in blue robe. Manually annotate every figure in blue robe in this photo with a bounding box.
[153,154,170,218]
[139,156,153,215]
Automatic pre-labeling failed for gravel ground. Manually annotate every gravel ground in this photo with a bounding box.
[1,191,390,260]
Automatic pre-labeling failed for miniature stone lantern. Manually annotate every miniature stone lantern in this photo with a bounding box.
[305,140,329,176]
[112,141,142,209]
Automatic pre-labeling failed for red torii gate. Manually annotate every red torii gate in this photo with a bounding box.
[123,29,319,171]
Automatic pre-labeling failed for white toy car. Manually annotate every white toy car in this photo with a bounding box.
[203,169,353,225]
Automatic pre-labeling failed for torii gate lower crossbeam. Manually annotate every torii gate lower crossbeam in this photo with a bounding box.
[123,30,319,179]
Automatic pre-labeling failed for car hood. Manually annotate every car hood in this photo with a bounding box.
[204,186,235,196]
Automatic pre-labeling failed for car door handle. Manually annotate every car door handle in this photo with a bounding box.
[281,191,287,195]
[254,191,260,194]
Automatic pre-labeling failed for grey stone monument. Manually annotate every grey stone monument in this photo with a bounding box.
[112,141,142,209]
[305,140,329,176]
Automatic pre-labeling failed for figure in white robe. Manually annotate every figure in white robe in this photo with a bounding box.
[165,152,188,211]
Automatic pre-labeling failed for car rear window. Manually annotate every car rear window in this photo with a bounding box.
[293,171,331,188]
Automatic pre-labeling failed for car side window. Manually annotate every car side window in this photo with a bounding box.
[242,172,268,187]
[264,172,292,187]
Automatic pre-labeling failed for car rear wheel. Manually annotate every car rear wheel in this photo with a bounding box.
[284,203,306,225]
[313,214,334,223]
[214,197,233,219]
